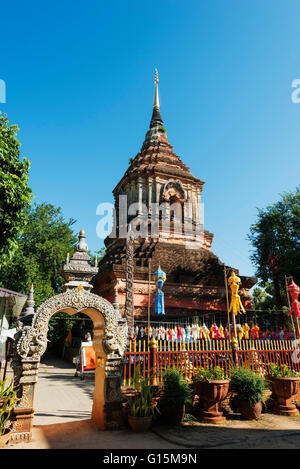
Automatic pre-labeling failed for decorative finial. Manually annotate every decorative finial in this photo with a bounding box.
[76,229,88,252]
[154,68,160,109]
[143,68,165,145]
[62,229,98,292]
[21,284,35,317]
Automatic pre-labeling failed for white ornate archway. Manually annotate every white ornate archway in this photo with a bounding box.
[10,288,128,441]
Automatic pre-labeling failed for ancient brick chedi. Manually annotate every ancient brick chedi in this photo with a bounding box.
[92,71,256,319]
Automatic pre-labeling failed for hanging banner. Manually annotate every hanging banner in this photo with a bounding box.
[81,343,96,371]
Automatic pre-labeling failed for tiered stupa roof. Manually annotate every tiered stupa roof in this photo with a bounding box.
[113,69,204,195]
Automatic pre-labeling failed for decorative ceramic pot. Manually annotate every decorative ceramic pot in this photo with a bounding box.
[194,380,230,423]
[0,428,12,448]
[159,402,185,426]
[128,415,152,433]
[237,400,262,420]
[270,377,300,416]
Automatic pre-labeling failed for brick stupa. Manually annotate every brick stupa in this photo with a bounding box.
[92,71,257,319]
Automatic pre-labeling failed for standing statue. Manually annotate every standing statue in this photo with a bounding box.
[153,265,166,315]
[228,271,246,315]
[125,225,135,337]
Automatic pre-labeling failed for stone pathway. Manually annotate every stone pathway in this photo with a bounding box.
[34,353,94,425]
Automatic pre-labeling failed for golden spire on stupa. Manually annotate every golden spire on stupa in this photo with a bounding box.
[154,68,160,109]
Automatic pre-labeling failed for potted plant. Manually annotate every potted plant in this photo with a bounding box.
[192,366,230,423]
[267,364,300,416]
[229,367,266,420]
[159,368,192,426]
[126,365,159,432]
[0,378,19,448]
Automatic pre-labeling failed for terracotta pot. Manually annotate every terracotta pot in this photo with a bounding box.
[270,377,300,416]
[237,400,262,420]
[159,402,185,426]
[0,428,12,448]
[194,380,230,423]
[128,415,152,433]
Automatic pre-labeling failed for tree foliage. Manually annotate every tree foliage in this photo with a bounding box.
[0,113,32,264]
[251,286,290,328]
[248,187,300,304]
[0,202,77,307]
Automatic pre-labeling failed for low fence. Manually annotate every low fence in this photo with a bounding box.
[122,339,300,387]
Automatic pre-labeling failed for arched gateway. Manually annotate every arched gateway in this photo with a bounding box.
[9,231,128,442]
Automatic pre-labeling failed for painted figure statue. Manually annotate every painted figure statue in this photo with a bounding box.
[228,271,246,315]
[153,265,167,315]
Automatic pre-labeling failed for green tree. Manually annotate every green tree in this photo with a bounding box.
[248,188,300,324]
[0,202,77,307]
[0,113,32,264]
[248,187,300,286]
[251,286,271,311]
[251,285,290,329]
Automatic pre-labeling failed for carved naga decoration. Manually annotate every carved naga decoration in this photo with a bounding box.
[124,225,135,338]
[15,289,128,362]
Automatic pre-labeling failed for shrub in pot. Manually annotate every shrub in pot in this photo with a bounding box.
[192,366,230,423]
[229,367,266,420]
[267,364,300,416]
[126,365,159,432]
[159,368,192,426]
[0,378,19,448]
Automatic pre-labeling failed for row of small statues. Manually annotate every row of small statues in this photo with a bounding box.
[132,324,295,341]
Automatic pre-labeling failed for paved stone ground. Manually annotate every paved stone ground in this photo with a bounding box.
[5,354,300,449]
[153,414,300,449]
[34,353,94,425]
[8,354,181,449]
[7,420,182,449]
[8,414,300,450]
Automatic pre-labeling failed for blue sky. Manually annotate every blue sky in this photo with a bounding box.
[1,0,300,278]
